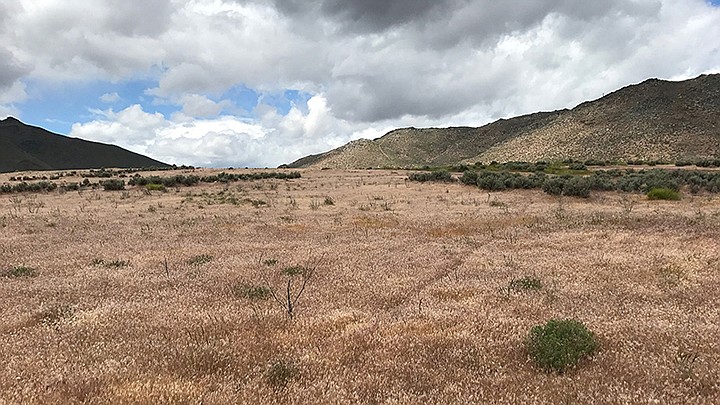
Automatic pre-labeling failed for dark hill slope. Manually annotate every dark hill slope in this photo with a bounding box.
[0,117,169,172]
[286,74,720,168]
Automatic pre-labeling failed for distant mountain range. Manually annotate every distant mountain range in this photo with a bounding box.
[286,74,720,169]
[0,117,169,173]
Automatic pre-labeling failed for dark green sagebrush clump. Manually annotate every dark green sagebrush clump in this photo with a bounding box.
[509,276,542,292]
[407,170,453,183]
[1,266,38,278]
[409,162,720,196]
[526,319,598,373]
[100,179,125,191]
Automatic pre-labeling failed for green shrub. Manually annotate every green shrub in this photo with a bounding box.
[100,179,125,191]
[282,265,306,276]
[476,172,507,191]
[146,183,167,192]
[563,177,591,198]
[187,254,213,266]
[541,177,566,195]
[542,176,590,197]
[647,187,681,201]
[266,359,298,390]
[407,170,453,183]
[459,170,478,185]
[233,283,272,300]
[104,260,130,268]
[1,266,38,278]
[526,319,598,373]
[91,259,130,268]
[509,276,542,292]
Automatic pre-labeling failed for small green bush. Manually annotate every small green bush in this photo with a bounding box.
[647,187,681,201]
[542,176,591,197]
[266,360,298,390]
[509,276,542,292]
[233,283,272,300]
[187,254,213,266]
[145,183,167,192]
[527,319,598,373]
[562,177,591,198]
[407,170,453,183]
[459,170,478,185]
[104,260,130,268]
[1,266,38,278]
[100,179,125,191]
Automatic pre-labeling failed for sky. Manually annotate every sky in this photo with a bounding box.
[1,1,720,168]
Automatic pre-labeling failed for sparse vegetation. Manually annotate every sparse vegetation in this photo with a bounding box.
[0,168,718,403]
[92,258,130,268]
[37,303,74,327]
[259,257,323,319]
[409,162,720,198]
[232,283,272,301]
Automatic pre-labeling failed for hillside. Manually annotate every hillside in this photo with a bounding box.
[286,74,720,168]
[0,117,169,173]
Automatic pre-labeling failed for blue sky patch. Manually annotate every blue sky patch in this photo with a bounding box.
[17,79,310,135]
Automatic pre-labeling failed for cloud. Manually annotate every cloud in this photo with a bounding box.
[69,96,387,167]
[99,92,121,103]
[0,47,29,96]
[0,104,19,119]
[177,94,235,118]
[4,0,720,167]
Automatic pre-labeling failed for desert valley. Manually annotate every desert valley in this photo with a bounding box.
[1,166,719,403]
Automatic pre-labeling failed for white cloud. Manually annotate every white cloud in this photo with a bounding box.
[0,104,19,119]
[178,94,235,118]
[3,0,720,166]
[70,96,380,167]
[0,81,27,105]
[99,92,120,103]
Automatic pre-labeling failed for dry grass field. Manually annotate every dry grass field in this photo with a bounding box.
[1,168,719,404]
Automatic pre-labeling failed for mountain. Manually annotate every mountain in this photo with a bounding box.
[286,74,720,168]
[0,117,170,173]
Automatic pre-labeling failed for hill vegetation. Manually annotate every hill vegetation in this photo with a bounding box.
[286,74,720,169]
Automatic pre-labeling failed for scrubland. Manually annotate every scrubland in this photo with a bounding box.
[0,168,718,404]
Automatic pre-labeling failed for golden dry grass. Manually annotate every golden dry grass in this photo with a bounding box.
[0,168,719,404]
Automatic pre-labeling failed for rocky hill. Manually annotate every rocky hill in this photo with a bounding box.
[0,117,169,172]
[286,74,720,168]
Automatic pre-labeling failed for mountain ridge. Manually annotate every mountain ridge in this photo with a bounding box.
[0,117,170,173]
[285,74,720,168]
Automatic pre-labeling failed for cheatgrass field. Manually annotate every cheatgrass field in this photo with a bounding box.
[0,167,719,404]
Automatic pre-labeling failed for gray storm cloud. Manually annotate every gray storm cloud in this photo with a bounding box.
[1,0,719,166]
